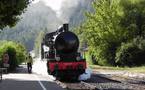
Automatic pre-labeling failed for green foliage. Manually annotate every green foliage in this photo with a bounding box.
[75,0,124,66]
[0,0,30,29]
[85,52,93,65]
[16,43,27,64]
[116,37,145,67]
[0,41,27,70]
[75,0,145,67]
[120,0,145,37]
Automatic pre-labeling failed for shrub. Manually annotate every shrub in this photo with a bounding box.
[115,37,145,67]
[0,41,27,71]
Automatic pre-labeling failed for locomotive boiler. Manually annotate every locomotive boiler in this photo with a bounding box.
[41,24,86,80]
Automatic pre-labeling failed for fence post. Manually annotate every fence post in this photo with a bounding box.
[0,68,2,81]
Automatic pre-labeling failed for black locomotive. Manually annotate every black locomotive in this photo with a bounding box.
[41,24,86,80]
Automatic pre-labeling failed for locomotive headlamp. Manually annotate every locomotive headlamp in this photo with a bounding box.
[76,56,81,61]
[56,56,60,61]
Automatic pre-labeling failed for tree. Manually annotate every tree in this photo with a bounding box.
[75,0,145,66]
[0,41,27,71]
[76,0,124,66]
[0,0,30,29]
[120,0,145,37]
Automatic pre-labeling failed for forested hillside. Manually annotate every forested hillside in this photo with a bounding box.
[0,1,61,51]
[0,0,93,51]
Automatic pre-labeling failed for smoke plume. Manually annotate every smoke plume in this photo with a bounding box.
[59,0,93,27]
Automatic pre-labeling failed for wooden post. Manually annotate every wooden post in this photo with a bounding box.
[0,68,2,81]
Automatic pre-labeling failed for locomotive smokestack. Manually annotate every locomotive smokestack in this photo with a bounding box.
[63,23,69,31]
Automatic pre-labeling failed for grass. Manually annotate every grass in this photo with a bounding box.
[85,52,145,73]
[89,64,145,73]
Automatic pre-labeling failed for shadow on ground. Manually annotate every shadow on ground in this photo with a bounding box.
[8,65,29,74]
[0,79,65,90]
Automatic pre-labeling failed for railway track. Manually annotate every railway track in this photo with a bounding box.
[55,73,145,90]
[92,73,145,90]
[99,73,145,90]
[56,80,97,90]
[55,74,122,90]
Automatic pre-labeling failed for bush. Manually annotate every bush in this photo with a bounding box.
[0,41,27,71]
[115,37,145,67]
[89,42,118,66]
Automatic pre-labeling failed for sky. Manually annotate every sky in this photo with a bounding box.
[32,0,65,11]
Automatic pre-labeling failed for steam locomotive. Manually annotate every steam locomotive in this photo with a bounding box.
[41,24,86,80]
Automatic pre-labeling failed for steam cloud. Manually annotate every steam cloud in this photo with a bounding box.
[79,68,92,80]
[59,0,81,23]
[59,0,93,26]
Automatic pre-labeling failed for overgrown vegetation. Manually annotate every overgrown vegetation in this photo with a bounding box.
[115,37,145,67]
[0,41,27,71]
[75,0,145,67]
